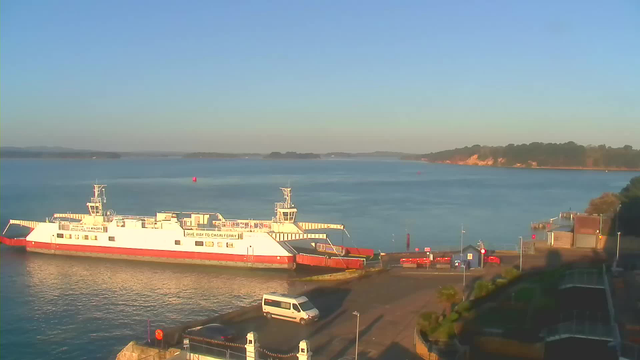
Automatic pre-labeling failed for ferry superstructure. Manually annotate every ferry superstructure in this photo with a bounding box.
[1,185,363,270]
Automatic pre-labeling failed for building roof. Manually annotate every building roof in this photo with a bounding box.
[552,225,574,232]
[461,245,481,253]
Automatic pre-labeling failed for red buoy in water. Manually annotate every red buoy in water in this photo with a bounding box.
[417,171,422,175]
[192,177,197,182]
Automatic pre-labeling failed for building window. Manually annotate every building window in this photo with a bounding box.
[65,234,72,239]
[109,236,116,242]
[195,241,204,246]
[175,240,181,245]
[83,235,89,240]
[57,233,64,238]
[226,242,234,248]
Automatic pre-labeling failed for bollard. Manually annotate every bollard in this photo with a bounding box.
[246,332,258,360]
[298,339,312,360]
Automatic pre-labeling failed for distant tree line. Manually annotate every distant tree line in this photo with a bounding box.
[404,142,640,169]
[0,150,121,159]
[264,152,320,160]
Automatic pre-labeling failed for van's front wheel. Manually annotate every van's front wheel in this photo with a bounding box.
[299,318,307,325]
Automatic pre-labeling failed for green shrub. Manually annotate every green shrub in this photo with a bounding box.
[472,280,496,298]
[495,278,508,287]
[513,286,537,303]
[449,312,460,322]
[502,267,521,281]
[417,311,440,334]
[455,300,472,314]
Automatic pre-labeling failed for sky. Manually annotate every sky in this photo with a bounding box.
[1,0,639,153]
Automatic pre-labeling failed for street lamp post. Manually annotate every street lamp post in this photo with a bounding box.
[617,232,621,261]
[353,311,360,360]
[519,236,523,272]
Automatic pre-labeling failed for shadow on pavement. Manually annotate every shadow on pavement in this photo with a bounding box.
[373,341,422,360]
[330,314,385,359]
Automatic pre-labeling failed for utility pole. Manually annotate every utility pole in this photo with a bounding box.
[617,232,621,261]
[462,262,466,301]
[519,236,523,271]
[460,224,465,255]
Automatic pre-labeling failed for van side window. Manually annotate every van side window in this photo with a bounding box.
[293,304,301,312]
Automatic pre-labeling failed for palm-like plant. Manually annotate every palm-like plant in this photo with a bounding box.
[436,285,461,315]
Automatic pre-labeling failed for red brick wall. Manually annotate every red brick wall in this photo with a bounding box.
[574,215,600,235]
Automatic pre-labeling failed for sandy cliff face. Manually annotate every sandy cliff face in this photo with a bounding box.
[426,155,534,168]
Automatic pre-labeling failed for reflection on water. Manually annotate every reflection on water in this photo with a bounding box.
[1,158,638,359]
[2,250,293,359]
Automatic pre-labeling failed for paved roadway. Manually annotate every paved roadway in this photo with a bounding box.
[218,268,480,360]
[210,248,610,360]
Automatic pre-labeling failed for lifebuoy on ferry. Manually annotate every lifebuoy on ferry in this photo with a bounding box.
[155,329,164,341]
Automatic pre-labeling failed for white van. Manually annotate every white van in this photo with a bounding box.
[262,293,320,325]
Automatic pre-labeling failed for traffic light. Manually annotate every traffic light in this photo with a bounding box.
[532,234,536,240]
[480,248,486,254]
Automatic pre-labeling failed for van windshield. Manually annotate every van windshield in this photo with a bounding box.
[298,301,315,311]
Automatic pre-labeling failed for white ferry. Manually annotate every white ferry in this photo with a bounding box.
[1,185,369,270]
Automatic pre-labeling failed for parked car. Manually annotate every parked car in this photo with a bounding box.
[184,323,236,342]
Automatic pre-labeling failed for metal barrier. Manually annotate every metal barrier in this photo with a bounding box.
[545,320,614,341]
[559,268,604,289]
[188,341,246,360]
[621,342,640,360]
[185,334,302,360]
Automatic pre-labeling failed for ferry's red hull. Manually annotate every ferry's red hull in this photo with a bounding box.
[0,236,27,247]
[2,238,295,269]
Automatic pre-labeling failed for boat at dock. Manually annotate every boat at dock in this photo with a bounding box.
[1,185,372,270]
[311,242,375,258]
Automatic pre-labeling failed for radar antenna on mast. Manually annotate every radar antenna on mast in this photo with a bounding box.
[87,185,107,216]
[274,187,297,223]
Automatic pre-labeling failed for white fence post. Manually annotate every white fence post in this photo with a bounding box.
[298,339,311,360]
[246,332,258,360]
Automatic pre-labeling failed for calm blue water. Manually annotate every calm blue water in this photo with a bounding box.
[1,158,637,359]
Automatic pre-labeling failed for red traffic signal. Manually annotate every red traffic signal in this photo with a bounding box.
[531,234,536,240]
[480,248,486,254]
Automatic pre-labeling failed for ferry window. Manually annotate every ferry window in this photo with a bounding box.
[195,241,204,246]
[65,234,72,239]
[90,235,98,240]
[174,240,181,245]
[57,233,64,238]
[226,242,234,248]
[75,234,80,240]
[83,235,89,240]
[109,236,116,242]
[217,242,223,247]
[206,241,214,247]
